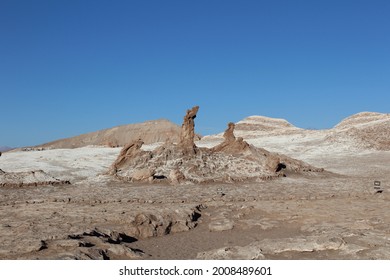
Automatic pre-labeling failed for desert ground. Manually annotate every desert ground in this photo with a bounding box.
[0,111,389,260]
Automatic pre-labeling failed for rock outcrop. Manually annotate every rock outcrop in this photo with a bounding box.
[34,228,144,260]
[212,122,250,154]
[109,139,149,175]
[109,106,323,184]
[21,206,203,260]
[0,169,70,187]
[126,207,201,239]
[179,106,199,154]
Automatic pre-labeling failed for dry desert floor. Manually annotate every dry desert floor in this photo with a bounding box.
[1,139,389,260]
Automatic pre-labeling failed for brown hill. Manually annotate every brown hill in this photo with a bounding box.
[39,119,184,149]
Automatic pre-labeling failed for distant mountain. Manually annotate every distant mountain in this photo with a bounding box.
[201,115,302,142]
[234,115,301,138]
[329,112,390,150]
[39,119,185,149]
[0,146,13,152]
[200,112,390,152]
[334,112,389,129]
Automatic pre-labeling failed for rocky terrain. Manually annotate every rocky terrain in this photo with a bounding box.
[0,169,70,187]
[0,108,389,260]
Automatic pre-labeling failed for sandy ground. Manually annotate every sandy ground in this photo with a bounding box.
[0,141,389,259]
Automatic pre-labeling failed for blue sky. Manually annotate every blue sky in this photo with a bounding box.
[1,0,389,147]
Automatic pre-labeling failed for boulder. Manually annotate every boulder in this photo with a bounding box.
[131,168,155,182]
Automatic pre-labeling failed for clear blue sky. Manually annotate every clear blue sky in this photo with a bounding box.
[1,0,389,147]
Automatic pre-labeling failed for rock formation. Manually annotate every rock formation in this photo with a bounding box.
[212,122,250,154]
[126,206,201,239]
[110,139,148,175]
[179,106,199,154]
[223,122,236,142]
[109,106,323,184]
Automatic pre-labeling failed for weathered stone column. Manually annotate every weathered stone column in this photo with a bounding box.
[179,106,199,154]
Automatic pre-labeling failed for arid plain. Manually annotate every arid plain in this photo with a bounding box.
[1,109,389,260]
